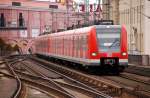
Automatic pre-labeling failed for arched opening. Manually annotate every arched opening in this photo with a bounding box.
[28,47,33,54]
[13,44,22,55]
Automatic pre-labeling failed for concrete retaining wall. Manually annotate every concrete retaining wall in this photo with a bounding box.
[129,54,149,66]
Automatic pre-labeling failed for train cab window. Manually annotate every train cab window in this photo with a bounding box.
[96,26,121,52]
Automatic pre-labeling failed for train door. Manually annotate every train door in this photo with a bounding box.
[48,37,50,55]
[74,36,77,58]
[72,36,74,57]
[44,37,46,55]
[79,36,82,58]
[55,37,57,55]
[69,36,72,57]
[51,37,52,54]
[67,37,69,56]
[60,37,62,55]
[62,36,64,56]
[64,37,66,56]
[51,37,53,54]
[68,36,70,56]
[55,37,57,54]
[76,36,78,58]
[80,36,84,58]
[52,37,54,54]
[77,36,80,58]
[54,36,57,54]
[58,37,60,55]
[56,37,59,55]
[53,37,54,54]
[83,35,88,59]
[46,37,48,55]
[42,38,43,54]
[71,36,74,57]
[59,37,61,55]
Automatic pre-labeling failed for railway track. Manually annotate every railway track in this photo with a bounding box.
[5,59,77,98]
[99,73,150,98]
[1,55,150,98]
[0,56,112,98]
[31,56,150,98]
[15,59,112,98]
[30,56,124,97]
[125,65,150,77]
[120,72,150,85]
[2,59,23,98]
[119,72,150,97]
[1,56,77,98]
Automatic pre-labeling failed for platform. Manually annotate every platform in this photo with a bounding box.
[0,76,18,98]
[125,64,150,77]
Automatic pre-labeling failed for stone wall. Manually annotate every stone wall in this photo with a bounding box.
[129,54,149,66]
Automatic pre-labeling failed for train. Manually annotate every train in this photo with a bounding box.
[35,24,128,74]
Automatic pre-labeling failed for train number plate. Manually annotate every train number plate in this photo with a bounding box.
[101,58,119,65]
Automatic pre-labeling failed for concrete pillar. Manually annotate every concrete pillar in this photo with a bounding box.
[144,0,150,55]
[142,55,149,66]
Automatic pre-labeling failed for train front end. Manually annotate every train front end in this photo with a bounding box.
[89,25,128,73]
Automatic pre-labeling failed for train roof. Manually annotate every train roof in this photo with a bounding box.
[37,25,123,39]
[46,26,94,37]
[95,25,121,29]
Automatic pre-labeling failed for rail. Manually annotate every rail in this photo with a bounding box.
[4,59,22,98]
[31,56,122,97]
[20,61,76,98]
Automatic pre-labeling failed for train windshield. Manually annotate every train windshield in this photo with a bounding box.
[96,26,121,52]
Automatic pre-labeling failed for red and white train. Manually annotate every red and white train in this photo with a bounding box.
[35,25,128,74]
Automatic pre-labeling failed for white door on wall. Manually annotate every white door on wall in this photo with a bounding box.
[20,30,27,38]
[32,29,40,37]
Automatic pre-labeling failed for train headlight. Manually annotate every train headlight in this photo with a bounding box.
[122,52,127,56]
[92,52,97,56]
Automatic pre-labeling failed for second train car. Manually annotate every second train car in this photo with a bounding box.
[35,25,128,74]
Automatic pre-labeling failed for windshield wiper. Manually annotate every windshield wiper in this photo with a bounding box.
[109,39,120,49]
